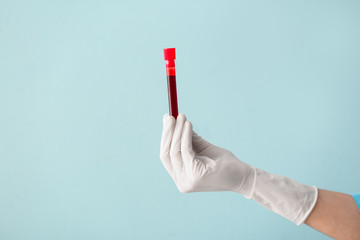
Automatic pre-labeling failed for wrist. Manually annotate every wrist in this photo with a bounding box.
[232,161,256,198]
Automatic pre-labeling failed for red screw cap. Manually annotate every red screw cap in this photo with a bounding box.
[163,48,176,60]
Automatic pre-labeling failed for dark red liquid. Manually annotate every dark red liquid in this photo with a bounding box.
[167,75,178,119]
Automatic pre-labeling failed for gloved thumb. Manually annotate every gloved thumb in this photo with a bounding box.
[192,131,211,154]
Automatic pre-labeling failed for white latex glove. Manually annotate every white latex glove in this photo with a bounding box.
[160,113,318,225]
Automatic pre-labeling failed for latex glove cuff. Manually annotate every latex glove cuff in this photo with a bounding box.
[235,167,318,225]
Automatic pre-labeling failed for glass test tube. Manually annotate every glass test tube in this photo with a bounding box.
[163,48,179,119]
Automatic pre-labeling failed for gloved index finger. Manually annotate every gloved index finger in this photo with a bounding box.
[160,114,176,177]
[170,113,186,178]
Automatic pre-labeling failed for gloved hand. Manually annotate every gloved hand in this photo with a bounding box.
[160,113,318,225]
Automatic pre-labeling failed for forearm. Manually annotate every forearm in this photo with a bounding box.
[305,189,360,240]
[160,114,360,238]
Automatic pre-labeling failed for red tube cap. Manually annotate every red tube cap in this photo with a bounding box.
[164,48,176,60]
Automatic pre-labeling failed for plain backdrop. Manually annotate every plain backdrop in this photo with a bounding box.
[0,0,359,239]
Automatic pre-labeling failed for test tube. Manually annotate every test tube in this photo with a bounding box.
[163,48,179,119]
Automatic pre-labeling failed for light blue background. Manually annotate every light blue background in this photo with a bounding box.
[0,0,359,239]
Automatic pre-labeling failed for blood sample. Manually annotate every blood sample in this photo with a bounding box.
[163,48,179,119]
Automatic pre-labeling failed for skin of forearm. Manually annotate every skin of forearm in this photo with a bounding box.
[305,189,360,240]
